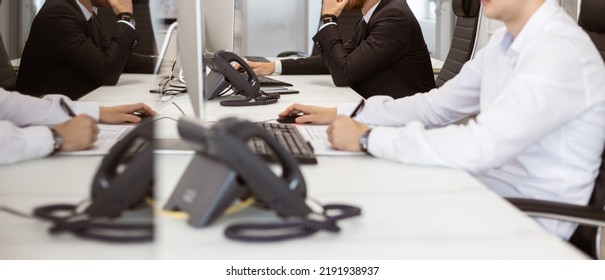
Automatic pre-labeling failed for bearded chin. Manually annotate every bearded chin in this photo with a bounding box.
[345,1,364,11]
[91,0,111,8]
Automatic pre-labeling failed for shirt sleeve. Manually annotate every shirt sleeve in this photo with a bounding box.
[274,60,283,75]
[0,91,99,126]
[0,122,54,165]
[0,90,100,164]
[358,41,590,175]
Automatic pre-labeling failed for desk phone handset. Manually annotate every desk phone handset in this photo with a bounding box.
[33,121,154,243]
[164,118,361,242]
[205,50,280,106]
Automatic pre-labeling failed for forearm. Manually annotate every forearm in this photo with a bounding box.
[0,91,99,126]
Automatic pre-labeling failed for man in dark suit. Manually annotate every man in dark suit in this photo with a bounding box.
[248,0,436,99]
[17,0,154,99]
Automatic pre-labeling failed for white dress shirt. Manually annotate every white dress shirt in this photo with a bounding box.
[338,1,605,239]
[0,89,99,164]
[76,1,135,30]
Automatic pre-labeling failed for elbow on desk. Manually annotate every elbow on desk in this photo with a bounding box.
[330,73,355,87]
[99,72,122,86]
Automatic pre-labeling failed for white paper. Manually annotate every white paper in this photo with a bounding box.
[295,125,364,156]
[58,124,135,156]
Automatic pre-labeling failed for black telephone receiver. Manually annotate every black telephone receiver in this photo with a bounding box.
[164,118,361,242]
[164,117,311,227]
[33,121,154,243]
[85,120,154,217]
[204,50,279,106]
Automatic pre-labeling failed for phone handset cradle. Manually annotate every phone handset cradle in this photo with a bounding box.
[164,118,361,242]
[204,50,280,106]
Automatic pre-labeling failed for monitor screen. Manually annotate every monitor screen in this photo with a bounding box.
[177,0,205,120]
[203,0,236,53]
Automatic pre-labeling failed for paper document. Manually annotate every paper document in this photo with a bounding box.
[58,124,134,156]
[295,125,364,156]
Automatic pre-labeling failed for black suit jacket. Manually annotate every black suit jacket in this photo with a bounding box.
[17,0,149,99]
[281,0,436,99]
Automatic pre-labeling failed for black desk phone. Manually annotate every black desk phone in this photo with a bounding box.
[164,118,361,242]
[204,50,280,106]
[33,121,154,243]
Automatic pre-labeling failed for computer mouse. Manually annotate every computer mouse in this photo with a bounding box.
[276,113,303,124]
[133,111,153,121]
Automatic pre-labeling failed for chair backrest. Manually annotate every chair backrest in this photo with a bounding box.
[97,0,158,55]
[578,0,605,62]
[569,141,605,259]
[567,1,605,259]
[435,0,481,87]
[0,32,17,91]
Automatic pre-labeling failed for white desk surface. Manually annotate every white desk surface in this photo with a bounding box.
[431,57,443,74]
[0,73,587,259]
[10,58,20,72]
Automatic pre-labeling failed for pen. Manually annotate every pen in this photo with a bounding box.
[349,99,365,118]
[59,98,76,117]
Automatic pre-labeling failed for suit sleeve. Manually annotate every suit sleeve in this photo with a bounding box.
[280,55,331,75]
[311,14,412,87]
[43,6,139,85]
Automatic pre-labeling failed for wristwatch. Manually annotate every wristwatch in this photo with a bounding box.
[49,127,64,154]
[117,12,136,27]
[359,129,372,154]
[321,14,338,24]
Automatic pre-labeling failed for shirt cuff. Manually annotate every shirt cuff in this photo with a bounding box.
[366,126,399,159]
[118,20,136,30]
[274,60,283,75]
[368,122,453,168]
[318,22,337,32]
[23,126,54,160]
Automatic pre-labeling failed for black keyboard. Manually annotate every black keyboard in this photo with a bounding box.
[245,56,271,62]
[257,75,293,87]
[239,72,293,87]
[249,123,317,164]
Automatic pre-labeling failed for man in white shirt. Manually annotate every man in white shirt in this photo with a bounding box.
[0,89,155,165]
[279,0,605,239]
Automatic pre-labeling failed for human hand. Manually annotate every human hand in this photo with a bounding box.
[107,0,133,14]
[99,103,156,124]
[246,61,276,76]
[278,103,337,124]
[327,116,370,151]
[322,0,349,17]
[52,115,99,152]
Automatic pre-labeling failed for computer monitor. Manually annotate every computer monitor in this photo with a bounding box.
[203,0,236,53]
[177,0,205,119]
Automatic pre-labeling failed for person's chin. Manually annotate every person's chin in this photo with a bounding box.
[91,0,111,8]
[481,5,494,18]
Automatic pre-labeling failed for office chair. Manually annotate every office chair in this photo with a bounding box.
[506,0,605,260]
[96,0,158,56]
[0,32,17,91]
[277,9,362,58]
[578,0,605,61]
[435,0,481,87]
[506,143,605,259]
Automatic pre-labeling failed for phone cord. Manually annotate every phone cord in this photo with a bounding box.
[223,204,361,242]
[33,204,153,243]
[219,92,280,106]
